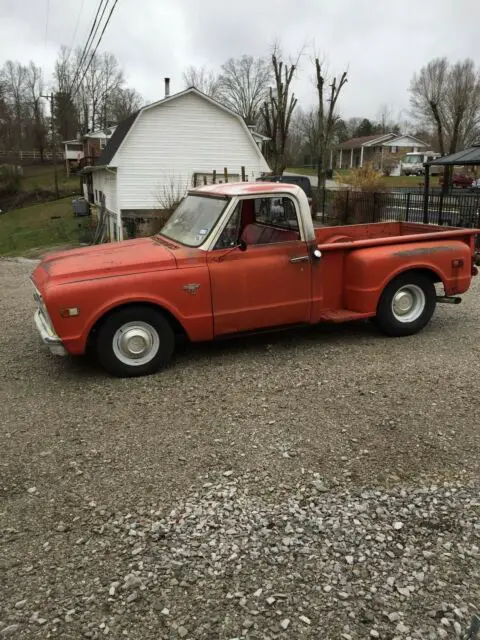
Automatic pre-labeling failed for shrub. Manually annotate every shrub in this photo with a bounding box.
[331,163,386,225]
[335,163,383,191]
[156,176,188,214]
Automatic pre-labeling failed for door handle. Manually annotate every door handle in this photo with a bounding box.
[289,255,310,264]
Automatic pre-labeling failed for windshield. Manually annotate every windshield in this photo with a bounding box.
[403,154,423,164]
[159,195,229,247]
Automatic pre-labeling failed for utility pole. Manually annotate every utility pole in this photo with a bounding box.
[41,92,59,199]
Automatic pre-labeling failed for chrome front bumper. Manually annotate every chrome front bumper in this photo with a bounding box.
[32,284,68,358]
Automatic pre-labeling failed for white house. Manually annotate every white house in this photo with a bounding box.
[83,84,270,241]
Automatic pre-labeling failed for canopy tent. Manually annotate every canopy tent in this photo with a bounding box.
[423,144,480,222]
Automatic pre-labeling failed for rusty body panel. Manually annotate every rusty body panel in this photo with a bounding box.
[30,183,480,363]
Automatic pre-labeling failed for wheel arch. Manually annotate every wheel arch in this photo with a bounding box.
[377,265,443,309]
[86,300,188,350]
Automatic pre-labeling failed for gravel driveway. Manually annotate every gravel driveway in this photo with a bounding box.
[0,259,479,639]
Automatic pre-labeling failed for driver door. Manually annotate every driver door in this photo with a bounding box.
[207,196,312,336]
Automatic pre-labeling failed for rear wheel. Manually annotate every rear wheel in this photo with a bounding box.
[96,306,175,377]
[374,272,436,337]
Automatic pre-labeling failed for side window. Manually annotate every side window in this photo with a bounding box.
[214,203,242,250]
[254,197,299,231]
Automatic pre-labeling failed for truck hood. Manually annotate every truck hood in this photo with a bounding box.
[33,238,177,287]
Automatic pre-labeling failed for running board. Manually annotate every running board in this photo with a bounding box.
[318,309,374,322]
[436,296,461,304]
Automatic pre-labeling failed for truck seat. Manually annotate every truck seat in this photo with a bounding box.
[241,223,299,245]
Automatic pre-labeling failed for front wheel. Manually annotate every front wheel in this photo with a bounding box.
[373,273,436,337]
[96,306,175,377]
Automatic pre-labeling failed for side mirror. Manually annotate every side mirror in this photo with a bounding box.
[313,248,322,259]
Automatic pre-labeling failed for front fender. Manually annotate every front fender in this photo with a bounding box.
[49,268,213,355]
[343,240,472,313]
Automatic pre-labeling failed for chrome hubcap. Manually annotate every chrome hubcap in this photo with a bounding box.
[112,321,160,366]
[392,284,425,323]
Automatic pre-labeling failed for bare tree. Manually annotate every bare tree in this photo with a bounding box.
[1,60,27,151]
[25,62,47,159]
[108,87,142,123]
[0,79,10,149]
[261,53,297,174]
[410,58,449,156]
[53,46,80,140]
[446,59,480,150]
[298,107,320,165]
[53,47,139,135]
[285,108,305,166]
[315,58,347,189]
[410,57,480,190]
[376,104,401,134]
[219,55,272,126]
[98,52,124,128]
[183,65,221,99]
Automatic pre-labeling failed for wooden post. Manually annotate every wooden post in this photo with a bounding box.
[224,167,228,183]
[241,166,246,182]
[212,170,216,184]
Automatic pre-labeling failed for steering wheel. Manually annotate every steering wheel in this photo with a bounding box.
[216,220,239,249]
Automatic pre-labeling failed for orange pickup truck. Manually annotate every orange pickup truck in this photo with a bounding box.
[31,182,479,377]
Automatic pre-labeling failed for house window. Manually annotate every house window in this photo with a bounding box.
[413,146,418,153]
[391,146,398,153]
[100,138,106,149]
[95,189,98,203]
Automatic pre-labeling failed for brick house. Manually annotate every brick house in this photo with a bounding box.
[332,133,430,173]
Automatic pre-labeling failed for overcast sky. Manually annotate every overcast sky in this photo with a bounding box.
[0,0,478,122]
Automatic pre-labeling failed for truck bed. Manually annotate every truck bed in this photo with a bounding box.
[315,221,478,250]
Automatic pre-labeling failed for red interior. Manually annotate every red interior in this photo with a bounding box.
[239,200,299,245]
[242,224,299,245]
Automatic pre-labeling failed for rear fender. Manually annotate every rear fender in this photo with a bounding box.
[343,240,472,313]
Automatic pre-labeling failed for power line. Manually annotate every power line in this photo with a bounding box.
[69,0,86,54]
[69,0,106,93]
[44,0,50,49]
[68,0,108,95]
[71,0,119,99]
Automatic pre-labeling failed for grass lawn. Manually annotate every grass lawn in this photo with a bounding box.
[0,197,94,256]
[19,164,81,194]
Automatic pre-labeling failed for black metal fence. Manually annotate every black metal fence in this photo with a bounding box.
[318,188,480,229]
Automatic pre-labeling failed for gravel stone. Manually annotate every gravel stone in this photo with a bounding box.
[0,626,20,637]
[1,260,479,639]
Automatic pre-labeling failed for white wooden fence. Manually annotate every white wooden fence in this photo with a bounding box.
[0,149,62,161]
